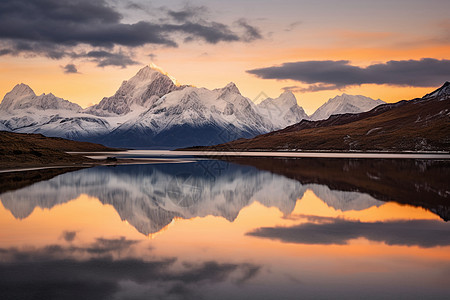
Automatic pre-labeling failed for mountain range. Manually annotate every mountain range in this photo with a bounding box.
[194,82,450,152]
[0,65,385,148]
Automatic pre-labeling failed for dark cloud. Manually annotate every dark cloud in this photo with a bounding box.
[0,48,13,56]
[0,237,261,300]
[0,0,174,48]
[0,0,263,67]
[247,219,450,248]
[247,59,450,91]
[162,21,240,44]
[62,64,79,74]
[61,230,77,241]
[84,50,139,68]
[236,19,263,42]
[166,5,209,23]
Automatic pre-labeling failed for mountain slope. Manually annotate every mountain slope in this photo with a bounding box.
[310,94,385,121]
[256,91,308,129]
[189,83,450,152]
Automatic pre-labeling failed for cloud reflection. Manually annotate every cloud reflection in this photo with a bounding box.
[0,234,261,300]
[247,219,450,248]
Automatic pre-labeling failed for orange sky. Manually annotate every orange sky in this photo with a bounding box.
[0,0,449,114]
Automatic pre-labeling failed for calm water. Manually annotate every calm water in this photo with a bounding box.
[0,156,449,299]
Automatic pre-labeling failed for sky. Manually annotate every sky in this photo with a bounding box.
[0,0,449,114]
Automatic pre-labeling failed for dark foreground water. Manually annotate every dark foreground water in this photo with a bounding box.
[0,156,449,299]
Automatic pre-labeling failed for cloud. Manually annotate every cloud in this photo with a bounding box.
[61,230,77,241]
[83,50,139,68]
[247,59,450,91]
[0,236,261,300]
[285,21,302,32]
[62,64,79,74]
[247,219,450,248]
[236,19,263,42]
[166,5,209,23]
[0,0,263,67]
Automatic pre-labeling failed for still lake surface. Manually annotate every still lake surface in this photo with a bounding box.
[1,152,449,299]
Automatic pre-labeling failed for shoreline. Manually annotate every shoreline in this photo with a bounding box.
[92,149,450,160]
[0,158,186,174]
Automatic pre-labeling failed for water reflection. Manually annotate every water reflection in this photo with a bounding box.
[0,158,449,299]
[0,161,387,235]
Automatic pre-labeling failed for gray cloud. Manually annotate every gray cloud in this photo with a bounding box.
[83,50,139,68]
[247,219,450,247]
[236,19,263,42]
[166,5,209,23]
[62,64,78,74]
[0,0,263,67]
[247,59,450,91]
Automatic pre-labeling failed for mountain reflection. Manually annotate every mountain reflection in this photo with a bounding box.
[0,161,387,235]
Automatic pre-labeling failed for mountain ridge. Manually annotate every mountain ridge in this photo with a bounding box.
[186,82,450,152]
[0,65,310,148]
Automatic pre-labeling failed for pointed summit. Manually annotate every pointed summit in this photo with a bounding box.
[86,64,182,116]
[222,82,241,95]
[9,83,35,98]
[0,83,36,111]
[277,90,298,106]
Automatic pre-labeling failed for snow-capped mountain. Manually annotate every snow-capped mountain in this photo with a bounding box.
[0,83,82,112]
[257,91,308,129]
[101,82,274,147]
[0,83,112,140]
[85,65,184,117]
[310,94,385,121]
[0,65,285,147]
[0,65,388,148]
[0,84,110,140]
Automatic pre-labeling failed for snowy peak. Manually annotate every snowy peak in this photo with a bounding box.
[423,82,450,101]
[0,83,81,112]
[9,83,35,97]
[86,65,182,116]
[0,84,36,111]
[221,82,241,95]
[311,94,385,121]
[277,91,297,106]
[257,91,308,129]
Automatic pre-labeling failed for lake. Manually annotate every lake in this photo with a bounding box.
[0,153,449,299]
